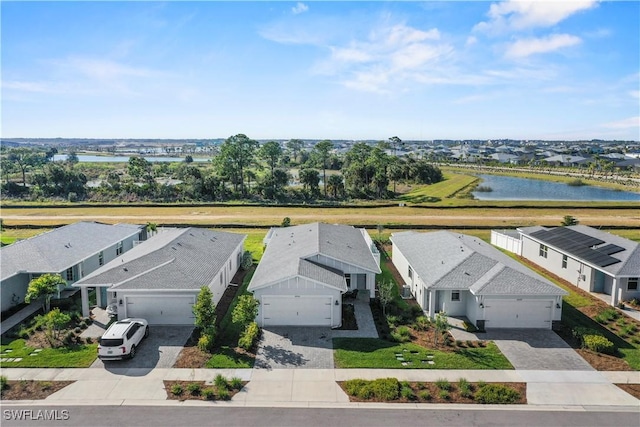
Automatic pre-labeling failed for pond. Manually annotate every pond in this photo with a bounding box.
[53,154,210,163]
[472,174,640,201]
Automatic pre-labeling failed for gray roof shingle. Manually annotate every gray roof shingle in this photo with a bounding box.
[75,228,246,291]
[248,222,380,291]
[391,230,566,296]
[1,222,143,281]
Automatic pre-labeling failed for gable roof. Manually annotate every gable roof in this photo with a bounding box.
[518,225,640,277]
[391,230,566,296]
[1,221,143,281]
[248,222,380,291]
[74,228,246,291]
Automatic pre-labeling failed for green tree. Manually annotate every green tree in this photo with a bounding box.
[434,311,451,346]
[215,134,259,196]
[326,174,345,199]
[561,215,579,226]
[299,168,320,197]
[377,281,395,316]
[312,140,334,198]
[241,250,254,270]
[259,141,284,198]
[232,295,259,327]
[286,139,304,165]
[7,148,47,186]
[184,155,194,163]
[25,274,66,313]
[127,156,154,183]
[281,217,291,227]
[146,222,157,236]
[43,308,71,347]
[66,151,79,165]
[193,286,216,331]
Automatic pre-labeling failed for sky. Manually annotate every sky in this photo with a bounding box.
[2,1,639,141]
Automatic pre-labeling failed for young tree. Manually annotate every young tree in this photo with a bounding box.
[193,286,216,331]
[434,311,451,346]
[286,139,304,165]
[326,174,344,199]
[377,280,395,316]
[281,217,291,227]
[241,250,254,270]
[215,134,259,196]
[25,274,66,313]
[44,308,71,347]
[561,215,579,226]
[298,168,320,197]
[232,295,259,327]
[312,140,334,198]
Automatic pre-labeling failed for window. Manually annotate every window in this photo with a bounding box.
[451,291,460,302]
[98,251,104,266]
[629,278,639,291]
[65,267,74,281]
[562,255,568,269]
[229,259,232,270]
[116,241,124,256]
[345,274,352,288]
[539,244,548,258]
[219,273,223,285]
[408,266,413,279]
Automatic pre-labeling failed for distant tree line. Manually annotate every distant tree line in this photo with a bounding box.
[0,135,443,203]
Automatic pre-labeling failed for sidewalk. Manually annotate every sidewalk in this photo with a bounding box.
[1,367,638,409]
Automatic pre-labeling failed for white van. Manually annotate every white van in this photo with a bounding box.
[98,318,149,360]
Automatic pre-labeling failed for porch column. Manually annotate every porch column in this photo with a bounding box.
[368,274,375,298]
[81,287,90,318]
[610,278,619,306]
[95,286,103,307]
[428,289,436,319]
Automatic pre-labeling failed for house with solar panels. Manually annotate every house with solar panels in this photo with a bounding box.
[494,225,640,307]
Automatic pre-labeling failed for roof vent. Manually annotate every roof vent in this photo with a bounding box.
[123,268,128,272]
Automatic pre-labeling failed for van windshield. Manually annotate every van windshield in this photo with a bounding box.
[100,338,124,347]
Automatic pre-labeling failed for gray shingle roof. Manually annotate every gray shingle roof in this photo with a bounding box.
[391,230,566,296]
[75,228,246,291]
[1,222,143,281]
[518,225,640,277]
[248,222,380,291]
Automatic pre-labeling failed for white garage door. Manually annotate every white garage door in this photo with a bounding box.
[262,296,332,326]
[484,299,552,329]
[126,296,194,325]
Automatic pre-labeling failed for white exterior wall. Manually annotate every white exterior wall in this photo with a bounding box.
[619,277,640,304]
[436,290,466,316]
[253,276,342,327]
[466,293,479,324]
[206,242,244,305]
[1,274,30,312]
[491,230,522,255]
[118,290,198,323]
[307,254,377,298]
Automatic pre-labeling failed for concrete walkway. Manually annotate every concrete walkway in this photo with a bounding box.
[0,304,42,335]
[1,367,638,408]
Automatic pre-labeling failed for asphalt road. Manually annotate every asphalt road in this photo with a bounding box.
[2,406,639,427]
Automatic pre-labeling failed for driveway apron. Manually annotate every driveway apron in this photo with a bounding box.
[255,327,333,369]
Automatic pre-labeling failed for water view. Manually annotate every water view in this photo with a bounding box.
[472,174,640,202]
[53,154,210,163]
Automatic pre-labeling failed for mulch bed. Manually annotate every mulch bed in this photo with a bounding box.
[339,381,527,404]
[615,383,640,400]
[163,380,246,401]
[1,380,74,400]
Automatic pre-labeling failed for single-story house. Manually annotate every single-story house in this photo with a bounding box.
[391,231,567,330]
[1,221,146,313]
[248,222,381,328]
[74,228,246,325]
[511,225,640,307]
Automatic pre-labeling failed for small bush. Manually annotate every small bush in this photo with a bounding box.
[186,383,201,395]
[1,376,8,391]
[456,340,464,347]
[400,386,416,400]
[414,316,430,331]
[229,377,243,390]
[418,390,431,400]
[86,337,93,344]
[616,318,627,327]
[386,315,399,327]
[19,330,30,339]
[438,390,450,400]
[584,335,615,354]
[391,326,411,343]
[74,327,82,334]
[572,326,599,345]
[171,384,183,396]
[217,387,230,400]
[458,378,473,398]
[435,379,451,391]
[463,321,478,332]
[238,322,260,351]
[40,381,53,391]
[344,379,368,396]
[601,308,619,321]
[621,325,637,337]
[369,378,400,401]
[214,374,228,390]
[197,333,213,352]
[202,388,216,400]
[475,384,520,404]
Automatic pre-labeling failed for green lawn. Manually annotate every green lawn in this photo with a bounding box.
[0,339,97,368]
[333,338,513,369]
[399,172,478,203]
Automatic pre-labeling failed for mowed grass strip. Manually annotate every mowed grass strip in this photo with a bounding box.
[0,339,98,368]
[333,338,513,370]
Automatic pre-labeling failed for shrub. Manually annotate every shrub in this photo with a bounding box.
[458,378,473,398]
[202,388,216,400]
[601,308,619,321]
[475,384,520,404]
[1,376,8,391]
[217,387,230,400]
[456,340,464,347]
[418,390,431,400]
[435,379,451,391]
[391,326,411,343]
[229,377,243,390]
[438,390,450,400]
[238,322,260,351]
[583,335,615,354]
[414,316,430,331]
[40,381,53,391]
[19,330,30,339]
[369,378,400,401]
[400,386,416,400]
[241,251,254,270]
[214,374,228,390]
[171,384,183,396]
[86,337,93,344]
[386,315,399,327]
[186,383,201,395]
[463,321,478,332]
[616,318,628,327]
[74,327,82,334]
[344,379,368,396]
[572,326,599,345]
[197,331,215,352]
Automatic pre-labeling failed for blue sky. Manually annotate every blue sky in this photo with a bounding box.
[2,1,639,141]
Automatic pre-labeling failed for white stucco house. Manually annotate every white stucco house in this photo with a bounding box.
[391,231,567,330]
[506,225,640,307]
[248,222,381,328]
[74,228,246,325]
[1,221,146,313]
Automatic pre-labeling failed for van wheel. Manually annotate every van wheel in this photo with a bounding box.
[144,326,150,338]
[129,345,136,359]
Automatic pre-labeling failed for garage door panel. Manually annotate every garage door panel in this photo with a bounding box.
[484,299,552,329]
[263,296,332,326]
[126,296,194,325]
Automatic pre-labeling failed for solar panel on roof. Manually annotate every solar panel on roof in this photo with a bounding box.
[597,244,625,256]
[530,227,621,268]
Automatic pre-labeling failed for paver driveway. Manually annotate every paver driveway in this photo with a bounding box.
[91,326,193,371]
[482,329,593,370]
[255,327,334,369]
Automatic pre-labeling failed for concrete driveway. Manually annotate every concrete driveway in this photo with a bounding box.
[255,327,334,369]
[482,329,593,371]
[91,326,193,372]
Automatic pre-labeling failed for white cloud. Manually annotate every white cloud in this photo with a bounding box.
[630,90,640,99]
[602,116,640,129]
[505,34,582,58]
[2,81,57,93]
[292,2,308,15]
[474,0,598,33]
